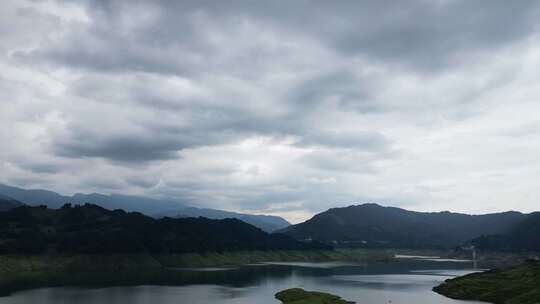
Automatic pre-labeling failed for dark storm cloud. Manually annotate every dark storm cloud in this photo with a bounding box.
[52,110,392,163]
[255,0,540,70]
[53,68,393,163]
[16,161,66,174]
[289,71,380,113]
[52,125,247,163]
[55,133,182,162]
[21,0,540,74]
[324,0,540,69]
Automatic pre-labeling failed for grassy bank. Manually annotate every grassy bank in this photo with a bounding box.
[0,254,164,296]
[0,248,529,297]
[0,249,395,296]
[155,248,399,267]
[434,260,540,304]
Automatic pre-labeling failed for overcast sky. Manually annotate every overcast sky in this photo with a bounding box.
[2,0,540,223]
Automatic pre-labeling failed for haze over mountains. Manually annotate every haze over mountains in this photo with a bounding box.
[155,208,290,233]
[0,184,289,232]
[281,203,535,249]
[0,194,24,211]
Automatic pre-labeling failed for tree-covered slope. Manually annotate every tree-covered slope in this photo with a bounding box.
[281,203,527,248]
[0,184,290,232]
[0,204,327,254]
[156,207,290,232]
[434,260,540,304]
[471,212,540,251]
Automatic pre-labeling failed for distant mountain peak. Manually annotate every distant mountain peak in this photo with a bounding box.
[283,203,532,249]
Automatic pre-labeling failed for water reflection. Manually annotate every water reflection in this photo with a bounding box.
[0,260,488,304]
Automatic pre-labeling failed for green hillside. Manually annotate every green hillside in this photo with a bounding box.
[0,204,326,255]
[434,260,540,304]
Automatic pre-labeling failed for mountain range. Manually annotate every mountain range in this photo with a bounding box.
[281,203,534,249]
[0,203,326,254]
[2,184,538,250]
[155,208,290,233]
[0,184,289,232]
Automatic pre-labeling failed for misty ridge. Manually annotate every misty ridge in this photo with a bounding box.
[0,184,289,233]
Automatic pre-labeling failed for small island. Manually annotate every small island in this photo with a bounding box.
[275,288,354,304]
[433,260,540,304]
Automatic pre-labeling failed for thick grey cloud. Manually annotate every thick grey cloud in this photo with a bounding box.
[2,0,540,222]
[19,0,540,73]
[15,161,66,174]
[55,132,184,162]
[289,71,381,113]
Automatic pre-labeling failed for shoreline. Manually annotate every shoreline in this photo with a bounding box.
[433,260,540,304]
[0,248,417,296]
[0,248,532,297]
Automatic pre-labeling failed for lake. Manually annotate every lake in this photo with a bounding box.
[0,259,487,304]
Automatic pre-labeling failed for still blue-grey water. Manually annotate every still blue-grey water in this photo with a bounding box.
[0,259,487,304]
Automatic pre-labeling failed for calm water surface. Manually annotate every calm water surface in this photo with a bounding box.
[0,260,487,304]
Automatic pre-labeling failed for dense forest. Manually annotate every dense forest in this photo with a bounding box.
[471,212,540,251]
[434,260,540,304]
[281,203,535,249]
[0,204,328,255]
[0,184,290,232]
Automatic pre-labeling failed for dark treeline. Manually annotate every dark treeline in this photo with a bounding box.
[0,204,329,254]
[471,212,540,251]
[280,203,531,249]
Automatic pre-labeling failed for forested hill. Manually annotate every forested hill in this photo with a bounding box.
[0,204,328,254]
[0,184,289,232]
[281,203,528,248]
[0,195,23,211]
[155,207,290,233]
[434,260,540,304]
[471,212,540,251]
